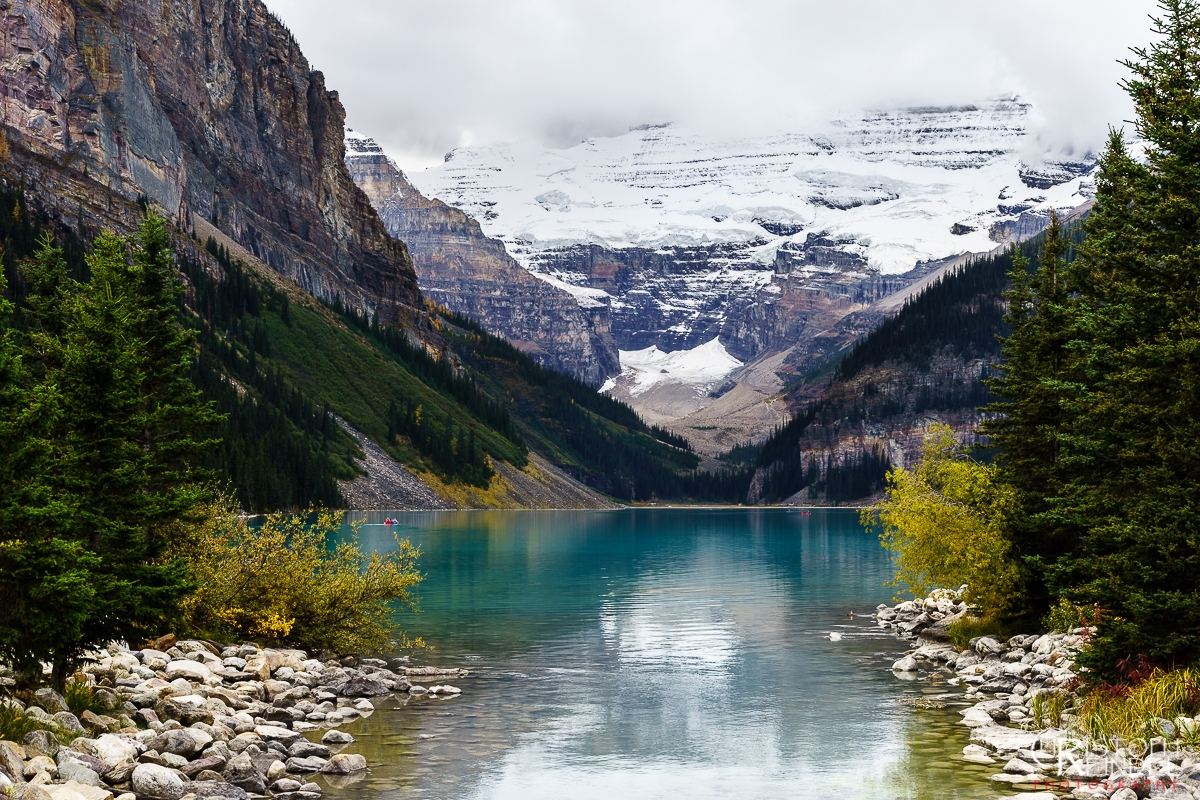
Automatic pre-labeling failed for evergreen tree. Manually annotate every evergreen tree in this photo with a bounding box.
[8,218,219,686]
[1049,0,1200,677]
[984,215,1078,619]
[0,252,99,683]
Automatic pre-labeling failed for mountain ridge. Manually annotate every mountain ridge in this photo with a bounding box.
[343,131,620,385]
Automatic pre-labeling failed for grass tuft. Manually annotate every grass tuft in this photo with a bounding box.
[63,680,112,717]
[0,703,53,742]
[947,616,1007,652]
[1074,668,1200,748]
[1029,690,1070,728]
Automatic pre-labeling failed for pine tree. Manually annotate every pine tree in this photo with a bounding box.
[984,214,1079,619]
[1053,0,1200,677]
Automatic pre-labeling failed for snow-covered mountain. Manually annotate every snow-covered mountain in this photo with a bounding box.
[409,95,1092,305]
[389,97,1095,449]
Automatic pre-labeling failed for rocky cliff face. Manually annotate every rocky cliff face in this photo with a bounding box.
[344,132,619,385]
[0,0,422,322]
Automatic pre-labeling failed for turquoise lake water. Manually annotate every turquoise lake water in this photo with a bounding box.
[320,509,1000,800]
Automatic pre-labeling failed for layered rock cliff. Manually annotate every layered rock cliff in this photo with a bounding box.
[0,0,422,322]
[344,132,619,385]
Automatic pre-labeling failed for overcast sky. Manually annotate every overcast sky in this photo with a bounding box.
[264,0,1157,171]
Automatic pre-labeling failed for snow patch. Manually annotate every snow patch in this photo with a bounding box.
[618,338,743,397]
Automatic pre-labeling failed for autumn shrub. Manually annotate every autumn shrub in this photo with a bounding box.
[862,423,1021,619]
[174,502,424,654]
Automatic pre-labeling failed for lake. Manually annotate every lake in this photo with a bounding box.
[320,509,1000,799]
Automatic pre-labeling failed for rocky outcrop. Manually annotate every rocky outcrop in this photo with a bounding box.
[344,133,619,385]
[0,0,422,323]
[528,240,774,353]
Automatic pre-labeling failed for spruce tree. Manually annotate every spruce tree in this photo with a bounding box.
[984,215,1078,619]
[6,217,220,685]
[1054,0,1200,677]
[0,253,99,682]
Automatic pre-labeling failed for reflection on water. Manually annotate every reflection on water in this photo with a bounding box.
[312,509,997,799]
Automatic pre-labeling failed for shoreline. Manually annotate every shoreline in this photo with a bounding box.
[877,594,1198,800]
[1,640,470,800]
[337,505,870,516]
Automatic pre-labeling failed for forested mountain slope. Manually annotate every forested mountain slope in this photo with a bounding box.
[738,226,1084,505]
[0,0,700,510]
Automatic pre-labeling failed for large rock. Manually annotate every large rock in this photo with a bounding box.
[242,659,270,682]
[139,650,171,670]
[334,677,389,698]
[57,752,107,777]
[77,735,138,769]
[979,677,1019,694]
[221,753,265,795]
[149,730,205,758]
[186,781,249,800]
[284,757,327,773]
[974,637,1006,655]
[0,741,26,782]
[19,785,56,800]
[319,754,366,774]
[55,761,99,787]
[1062,756,1117,780]
[891,656,920,673]
[24,756,58,779]
[33,689,68,713]
[155,696,213,726]
[131,764,184,800]
[181,755,227,779]
[288,742,330,760]
[253,726,300,745]
[23,731,60,759]
[321,731,353,745]
[969,726,1040,753]
[164,660,211,683]
[53,712,85,734]
[44,782,111,800]
[960,707,996,728]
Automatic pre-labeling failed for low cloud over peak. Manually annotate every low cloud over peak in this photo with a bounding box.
[267,0,1153,170]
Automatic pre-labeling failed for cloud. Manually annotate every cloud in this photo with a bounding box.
[265,0,1156,169]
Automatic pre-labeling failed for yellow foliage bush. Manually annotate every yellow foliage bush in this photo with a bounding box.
[862,423,1022,619]
[174,502,424,654]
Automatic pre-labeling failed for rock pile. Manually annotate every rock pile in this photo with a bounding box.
[0,640,469,800]
[876,594,1200,800]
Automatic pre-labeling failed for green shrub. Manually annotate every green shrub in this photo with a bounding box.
[174,502,424,654]
[1042,597,1099,634]
[947,616,1007,652]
